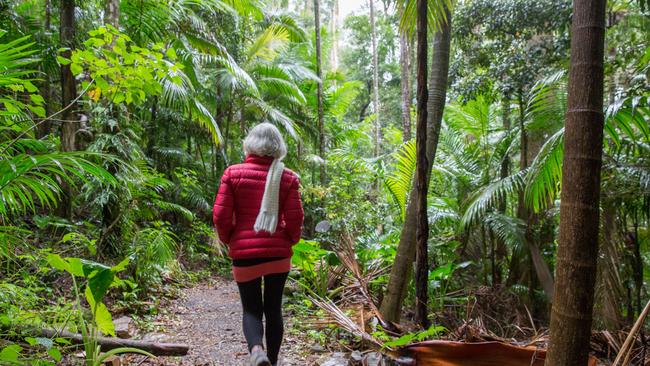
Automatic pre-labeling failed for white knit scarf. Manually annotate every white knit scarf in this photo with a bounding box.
[254,158,285,233]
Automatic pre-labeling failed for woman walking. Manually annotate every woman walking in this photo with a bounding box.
[213,123,304,366]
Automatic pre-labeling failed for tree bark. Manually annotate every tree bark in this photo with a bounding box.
[314,0,326,185]
[413,0,429,329]
[380,5,452,324]
[60,0,77,153]
[330,0,339,72]
[58,0,78,220]
[369,0,381,156]
[517,91,555,301]
[38,0,53,138]
[544,1,606,365]
[493,95,511,285]
[399,27,411,142]
[103,0,120,27]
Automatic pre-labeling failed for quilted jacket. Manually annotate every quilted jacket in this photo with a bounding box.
[213,154,304,259]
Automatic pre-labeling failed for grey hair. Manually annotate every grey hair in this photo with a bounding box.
[243,122,287,159]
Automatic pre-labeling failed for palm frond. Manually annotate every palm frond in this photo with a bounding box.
[398,0,453,36]
[0,152,116,218]
[461,169,527,228]
[525,128,564,212]
[384,139,416,220]
[246,24,290,63]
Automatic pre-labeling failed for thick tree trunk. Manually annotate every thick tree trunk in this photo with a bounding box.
[314,0,325,185]
[413,0,429,329]
[103,0,120,27]
[544,1,606,365]
[369,0,381,156]
[399,29,411,142]
[380,6,452,324]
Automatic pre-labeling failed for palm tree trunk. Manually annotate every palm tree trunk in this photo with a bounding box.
[380,4,452,324]
[413,0,429,329]
[399,28,411,142]
[544,1,607,365]
[369,0,381,156]
[314,0,325,186]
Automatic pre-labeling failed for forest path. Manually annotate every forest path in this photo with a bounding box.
[127,277,319,366]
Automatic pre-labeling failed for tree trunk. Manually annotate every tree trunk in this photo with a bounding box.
[517,91,555,301]
[369,0,381,156]
[380,5,452,324]
[413,0,429,329]
[38,0,53,138]
[314,0,325,186]
[399,27,411,142]
[330,0,339,72]
[544,1,606,365]
[493,95,511,285]
[104,0,120,27]
[60,0,77,152]
[58,0,78,220]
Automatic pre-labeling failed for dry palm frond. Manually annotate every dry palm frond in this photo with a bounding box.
[612,299,650,366]
[309,294,394,355]
[333,232,389,327]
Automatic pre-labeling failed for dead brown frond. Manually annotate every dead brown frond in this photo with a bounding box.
[309,295,392,354]
[332,231,395,330]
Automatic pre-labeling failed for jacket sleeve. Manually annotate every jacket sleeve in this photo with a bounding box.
[213,169,235,244]
[283,174,304,245]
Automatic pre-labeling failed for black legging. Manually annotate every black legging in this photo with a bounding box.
[236,272,288,364]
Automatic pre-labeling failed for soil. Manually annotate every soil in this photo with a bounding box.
[123,277,324,366]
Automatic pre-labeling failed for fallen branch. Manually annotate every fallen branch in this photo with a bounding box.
[612,299,650,366]
[37,328,189,356]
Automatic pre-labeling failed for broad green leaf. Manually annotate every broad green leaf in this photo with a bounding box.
[0,344,22,362]
[47,348,62,362]
[46,254,70,273]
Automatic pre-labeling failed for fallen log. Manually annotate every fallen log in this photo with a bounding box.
[38,328,189,356]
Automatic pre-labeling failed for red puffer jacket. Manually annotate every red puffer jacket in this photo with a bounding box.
[213,154,304,259]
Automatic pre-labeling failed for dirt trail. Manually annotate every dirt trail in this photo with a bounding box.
[128,277,319,366]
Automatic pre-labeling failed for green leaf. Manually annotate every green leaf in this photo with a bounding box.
[86,267,114,303]
[86,286,116,337]
[112,258,130,273]
[70,63,83,75]
[113,92,125,104]
[0,344,22,362]
[165,48,177,60]
[46,254,70,273]
[47,348,62,362]
[56,56,71,65]
[66,258,85,277]
[29,94,45,105]
[96,347,155,364]
[28,105,46,117]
